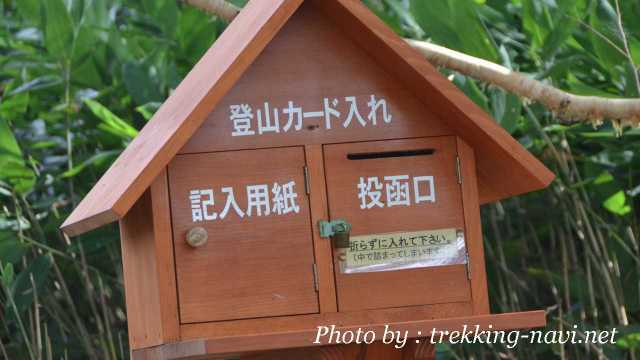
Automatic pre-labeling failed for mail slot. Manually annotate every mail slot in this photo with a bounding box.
[324,137,471,311]
[167,147,319,323]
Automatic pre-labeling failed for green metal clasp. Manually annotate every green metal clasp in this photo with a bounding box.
[318,219,351,249]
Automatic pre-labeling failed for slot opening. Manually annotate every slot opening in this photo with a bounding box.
[347,148,435,160]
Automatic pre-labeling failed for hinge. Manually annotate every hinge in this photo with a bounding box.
[303,165,310,195]
[312,263,319,292]
[456,156,463,184]
[465,251,472,280]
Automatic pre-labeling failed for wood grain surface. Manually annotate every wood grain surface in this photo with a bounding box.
[168,147,318,323]
[179,2,452,154]
[324,137,471,311]
[457,138,490,314]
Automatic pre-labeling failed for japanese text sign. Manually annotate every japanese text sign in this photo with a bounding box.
[340,228,467,274]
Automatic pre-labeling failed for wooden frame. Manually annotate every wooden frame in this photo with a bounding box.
[457,138,490,315]
[305,145,338,313]
[120,170,179,349]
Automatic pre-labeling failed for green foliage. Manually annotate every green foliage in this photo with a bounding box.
[0,118,35,194]
[0,0,221,358]
[603,191,632,216]
[44,0,74,59]
[0,0,638,359]
[84,99,139,141]
[370,0,640,359]
[0,233,28,265]
[410,0,498,61]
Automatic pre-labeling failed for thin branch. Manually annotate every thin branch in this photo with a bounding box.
[182,0,640,131]
[406,39,640,129]
[575,17,628,59]
[614,0,640,95]
[183,0,240,22]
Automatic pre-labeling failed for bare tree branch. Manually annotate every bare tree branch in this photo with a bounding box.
[184,0,240,23]
[182,0,640,131]
[406,40,640,130]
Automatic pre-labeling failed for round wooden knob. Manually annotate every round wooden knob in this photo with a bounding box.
[186,227,208,248]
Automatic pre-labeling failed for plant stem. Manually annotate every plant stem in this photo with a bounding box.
[614,0,640,95]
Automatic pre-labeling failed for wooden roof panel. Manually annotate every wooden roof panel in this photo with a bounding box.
[62,0,554,237]
[61,0,303,236]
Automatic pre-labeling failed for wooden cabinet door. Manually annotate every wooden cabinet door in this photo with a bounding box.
[168,147,318,323]
[324,137,472,312]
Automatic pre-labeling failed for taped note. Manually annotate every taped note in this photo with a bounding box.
[340,228,467,274]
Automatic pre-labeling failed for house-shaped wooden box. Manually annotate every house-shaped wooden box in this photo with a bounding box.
[61,0,555,358]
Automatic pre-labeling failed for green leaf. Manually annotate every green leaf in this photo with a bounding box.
[122,61,165,105]
[135,102,162,121]
[9,76,62,95]
[1,263,15,289]
[490,89,521,134]
[522,0,552,51]
[72,0,110,64]
[617,332,640,349]
[1,163,36,194]
[603,191,632,216]
[540,0,584,60]
[16,0,41,24]
[7,255,51,316]
[593,171,614,185]
[84,99,138,140]
[589,0,626,71]
[579,127,640,138]
[71,57,104,88]
[0,92,29,122]
[176,7,219,67]
[0,119,35,194]
[378,0,423,38]
[0,119,23,160]
[453,75,489,112]
[0,234,28,265]
[44,0,74,59]
[61,150,119,178]
[143,0,178,37]
[566,74,620,97]
[410,0,497,61]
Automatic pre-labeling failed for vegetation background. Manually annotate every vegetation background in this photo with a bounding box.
[0,0,638,358]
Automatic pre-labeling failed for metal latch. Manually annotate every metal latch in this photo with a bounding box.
[318,219,351,249]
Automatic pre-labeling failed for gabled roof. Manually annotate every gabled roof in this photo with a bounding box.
[61,0,554,237]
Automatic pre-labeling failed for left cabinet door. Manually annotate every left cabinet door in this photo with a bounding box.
[168,147,319,323]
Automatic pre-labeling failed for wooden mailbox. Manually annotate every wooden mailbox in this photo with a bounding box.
[61,0,555,358]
